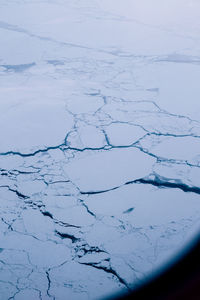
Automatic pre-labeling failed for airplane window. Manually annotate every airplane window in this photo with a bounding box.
[0,1,199,299]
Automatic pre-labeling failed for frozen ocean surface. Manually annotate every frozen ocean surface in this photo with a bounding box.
[0,0,200,299]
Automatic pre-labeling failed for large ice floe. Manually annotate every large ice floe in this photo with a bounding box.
[0,0,200,299]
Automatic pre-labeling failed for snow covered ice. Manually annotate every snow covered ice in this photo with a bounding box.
[0,0,200,299]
